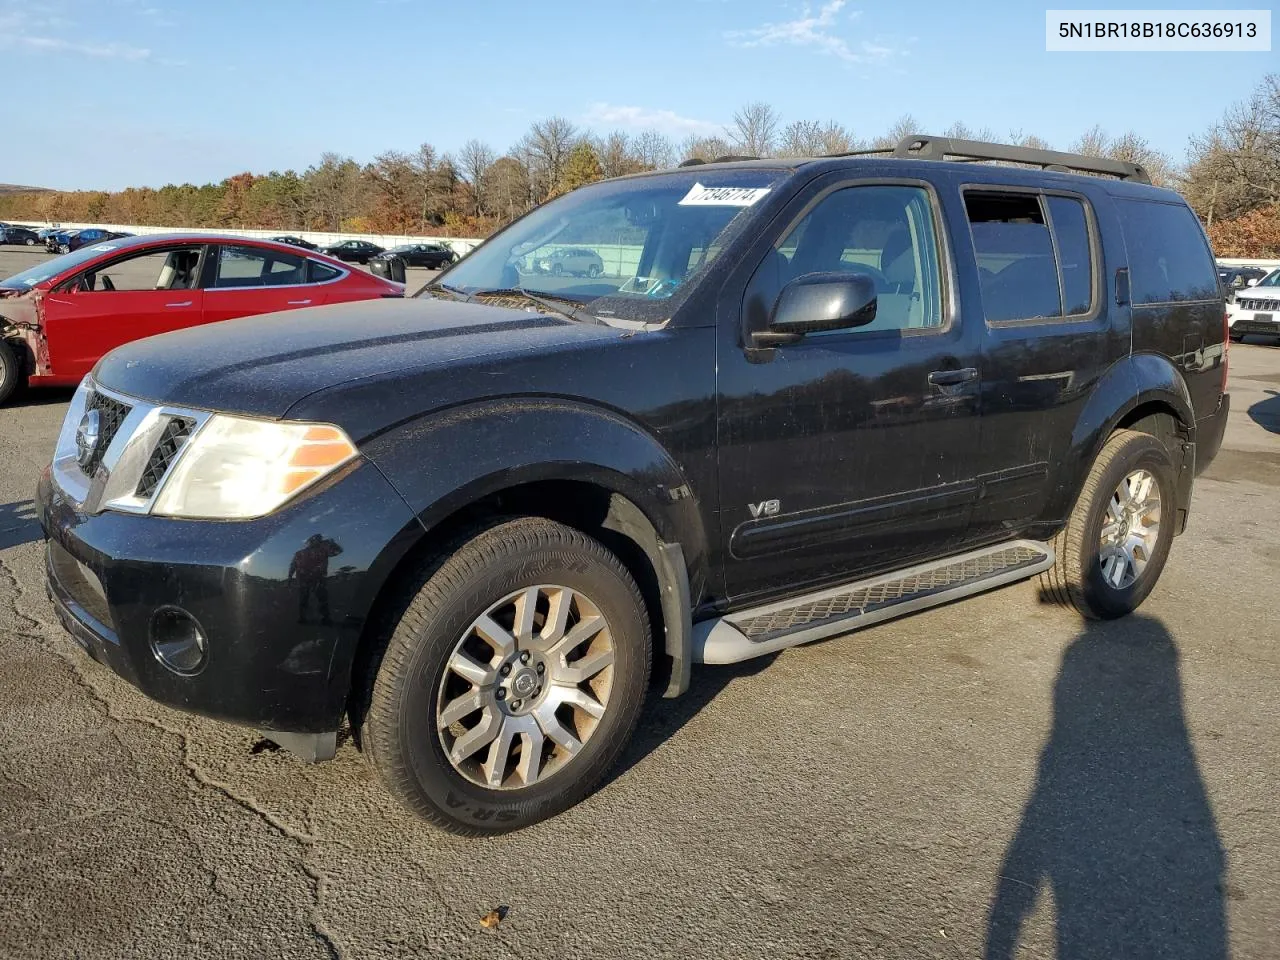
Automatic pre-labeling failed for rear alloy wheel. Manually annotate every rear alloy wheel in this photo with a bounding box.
[363,517,651,834]
[1040,429,1175,619]
[24,238,35,246]
[588,264,601,278]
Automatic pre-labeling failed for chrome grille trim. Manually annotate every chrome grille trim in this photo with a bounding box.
[50,377,212,515]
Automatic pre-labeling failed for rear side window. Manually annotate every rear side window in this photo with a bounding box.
[965,191,1096,323]
[214,245,305,287]
[1118,200,1218,304]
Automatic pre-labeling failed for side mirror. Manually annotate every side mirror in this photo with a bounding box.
[755,272,877,347]
[1247,278,1260,287]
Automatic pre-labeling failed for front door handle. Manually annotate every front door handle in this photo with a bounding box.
[287,299,312,305]
[165,301,193,308]
[928,367,978,386]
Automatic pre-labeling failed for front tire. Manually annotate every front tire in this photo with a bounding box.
[363,517,651,834]
[1040,429,1176,619]
[0,339,23,405]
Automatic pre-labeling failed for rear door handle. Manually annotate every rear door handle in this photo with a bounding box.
[287,299,312,305]
[165,301,192,308]
[928,367,978,386]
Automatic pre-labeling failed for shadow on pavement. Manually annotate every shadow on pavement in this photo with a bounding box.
[0,499,41,551]
[1248,389,1280,434]
[985,614,1227,959]
[603,655,777,788]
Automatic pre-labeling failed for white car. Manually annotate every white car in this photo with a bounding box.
[1228,269,1280,341]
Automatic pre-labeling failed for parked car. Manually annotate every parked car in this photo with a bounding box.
[1228,267,1280,342]
[45,229,80,254]
[376,243,457,269]
[1217,265,1268,300]
[321,239,385,264]
[0,234,402,404]
[66,229,133,253]
[533,246,605,277]
[0,227,39,246]
[36,135,1229,834]
[36,227,60,243]
[271,235,319,251]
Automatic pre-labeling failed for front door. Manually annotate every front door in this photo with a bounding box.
[716,179,984,604]
[41,244,207,381]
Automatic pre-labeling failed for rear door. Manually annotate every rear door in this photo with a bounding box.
[201,243,316,323]
[40,244,207,380]
[967,183,1123,539]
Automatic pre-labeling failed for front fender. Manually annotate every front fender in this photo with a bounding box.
[360,397,709,599]
[1043,353,1195,523]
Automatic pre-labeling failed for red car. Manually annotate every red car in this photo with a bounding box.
[0,233,403,403]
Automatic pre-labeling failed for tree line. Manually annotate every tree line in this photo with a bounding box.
[1,74,1276,256]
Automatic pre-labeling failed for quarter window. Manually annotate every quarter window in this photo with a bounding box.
[1117,200,1218,304]
[750,184,945,335]
[307,261,342,283]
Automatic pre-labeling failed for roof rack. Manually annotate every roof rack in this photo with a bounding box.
[678,154,761,167]
[828,134,1152,184]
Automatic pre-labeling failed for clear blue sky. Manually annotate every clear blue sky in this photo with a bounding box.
[2,0,1274,190]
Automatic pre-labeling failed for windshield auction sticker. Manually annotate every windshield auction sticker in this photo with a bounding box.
[1046,9,1271,50]
[679,183,772,206]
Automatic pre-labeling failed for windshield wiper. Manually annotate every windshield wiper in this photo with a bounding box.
[419,281,470,301]
[470,287,603,325]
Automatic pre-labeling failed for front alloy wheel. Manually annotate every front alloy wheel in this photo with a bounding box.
[437,584,615,789]
[362,517,650,834]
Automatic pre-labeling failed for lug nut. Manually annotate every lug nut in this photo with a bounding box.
[500,664,511,677]
[495,688,506,700]
[535,662,545,674]
[520,652,530,664]
[510,699,522,711]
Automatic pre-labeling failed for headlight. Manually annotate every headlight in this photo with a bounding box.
[151,414,358,519]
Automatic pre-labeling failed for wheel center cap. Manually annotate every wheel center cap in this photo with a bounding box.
[510,669,538,698]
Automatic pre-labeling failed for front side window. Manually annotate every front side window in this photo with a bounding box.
[426,168,789,325]
[1117,200,1219,304]
[75,247,204,292]
[751,183,945,335]
[215,245,305,287]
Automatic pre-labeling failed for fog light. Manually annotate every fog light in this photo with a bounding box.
[149,606,208,675]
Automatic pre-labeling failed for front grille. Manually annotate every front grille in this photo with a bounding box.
[82,392,132,477]
[135,416,196,498]
[1239,297,1279,312]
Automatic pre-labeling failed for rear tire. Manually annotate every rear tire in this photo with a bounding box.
[0,339,24,406]
[362,517,651,834]
[1039,429,1176,619]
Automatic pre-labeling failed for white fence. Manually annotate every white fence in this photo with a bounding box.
[1217,257,1280,271]
[27,221,485,257]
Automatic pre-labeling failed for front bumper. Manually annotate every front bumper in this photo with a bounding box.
[1229,306,1280,337]
[37,458,422,735]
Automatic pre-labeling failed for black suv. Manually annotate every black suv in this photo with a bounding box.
[37,136,1229,834]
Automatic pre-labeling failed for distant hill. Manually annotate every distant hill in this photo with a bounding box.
[0,184,50,194]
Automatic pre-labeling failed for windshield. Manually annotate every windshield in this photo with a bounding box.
[388,245,414,253]
[1256,269,1280,287]
[0,242,128,289]
[423,168,787,323]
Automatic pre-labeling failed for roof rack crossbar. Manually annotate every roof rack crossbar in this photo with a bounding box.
[890,134,1151,184]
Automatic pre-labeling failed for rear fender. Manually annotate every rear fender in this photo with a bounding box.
[1043,354,1195,524]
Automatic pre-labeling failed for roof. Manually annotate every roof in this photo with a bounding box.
[65,232,329,254]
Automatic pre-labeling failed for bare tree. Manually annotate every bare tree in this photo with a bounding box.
[872,114,919,149]
[779,120,860,157]
[680,134,734,163]
[728,101,780,157]
[596,130,633,179]
[482,156,531,223]
[458,139,496,215]
[1069,126,1175,186]
[1184,73,1280,222]
[631,130,675,170]
[519,116,578,202]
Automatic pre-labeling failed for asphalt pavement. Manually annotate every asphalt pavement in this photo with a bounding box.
[0,243,1277,958]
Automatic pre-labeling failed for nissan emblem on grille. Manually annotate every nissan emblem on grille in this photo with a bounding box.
[75,409,101,471]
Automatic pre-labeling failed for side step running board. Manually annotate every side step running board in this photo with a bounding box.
[694,540,1054,664]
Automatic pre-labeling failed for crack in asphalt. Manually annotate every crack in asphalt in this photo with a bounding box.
[0,555,346,959]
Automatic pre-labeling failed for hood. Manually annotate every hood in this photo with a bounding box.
[93,298,615,419]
